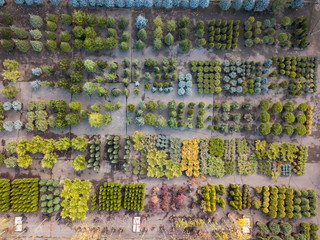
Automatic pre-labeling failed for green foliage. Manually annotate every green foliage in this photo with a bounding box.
[61,178,92,221]
[269,222,280,235]
[10,26,28,39]
[14,39,30,53]
[46,40,57,51]
[30,15,43,29]
[99,182,122,211]
[259,123,271,135]
[10,178,39,212]
[209,138,224,158]
[285,113,295,123]
[271,123,282,135]
[259,100,270,111]
[0,179,10,212]
[284,101,295,112]
[71,137,87,151]
[55,137,71,151]
[179,39,192,52]
[280,222,292,235]
[202,185,226,212]
[72,155,86,171]
[296,125,307,136]
[272,102,283,113]
[124,184,145,211]
[89,112,103,128]
[84,59,97,73]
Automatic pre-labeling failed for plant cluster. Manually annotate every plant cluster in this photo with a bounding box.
[229,184,243,209]
[98,182,122,211]
[177,74,192,96]
[222,59,271,94]
[123,136,131,172]
[258,100,313,136]
[202,184,226,211]
[244,15,310,49]
[136,15,147,50]
[10,178,39,212]
[39,179,60,214]
[0,178,10,212]
[60,178,92,221]
[207,19,239,50]
[87,139,101,171]
[178,17,192,52]
[26,101,49,132]
[191,60,222,94]
[272,56,318,95]
[143,58,177,93]
[146,148,182,179]
[124,184,145,210]
[181,138,200,177]
[169,137,182,162]
[105,135,120,165]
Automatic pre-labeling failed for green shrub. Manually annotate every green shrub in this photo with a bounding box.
[10,26,28,39]
[269,222,280,235]
[179,39,192,52]
[259,112,270,123]
[280,223,292,235]
[14,39,30,53]
[259,123,271,135]
[284,113,295,123]
[46,40,57,51]
[0,27,12,39]
[154,38,162,50]
[135,40,145,50]
[259,100,270,111]
[60,31,71,42]
[272,102,283,113]
[271,123,282,135]
[60,42,71,52]
[295,125,307,136]
[284,101,295,112]
[164,33,174,46]
[297,114,306,124]
[282,16,291,27]
[97,16,107,27]
[137,29,147,40]
[120,42,129,51]
[47,21,57,31]
[62,14,72,25]
[119,16,129,29]
[283,125,294,135]
[298,103,308,112]
[1,13,14,25]
[0,39,14,51]
[30,15,43,29]
[30,41,43,52]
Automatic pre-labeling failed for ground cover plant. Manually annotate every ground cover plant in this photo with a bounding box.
[0,178,10,212]
[39,179,61,214]
[124,184,145,210]
[60,178,92,221]
[0,2,318,238]
[98,182,122,211]
[244,15,310,49]
[10,178,39,212]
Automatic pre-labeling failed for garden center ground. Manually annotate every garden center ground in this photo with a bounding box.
[1,2,320,239]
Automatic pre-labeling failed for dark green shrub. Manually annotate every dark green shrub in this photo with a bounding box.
[259,100,270,111]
